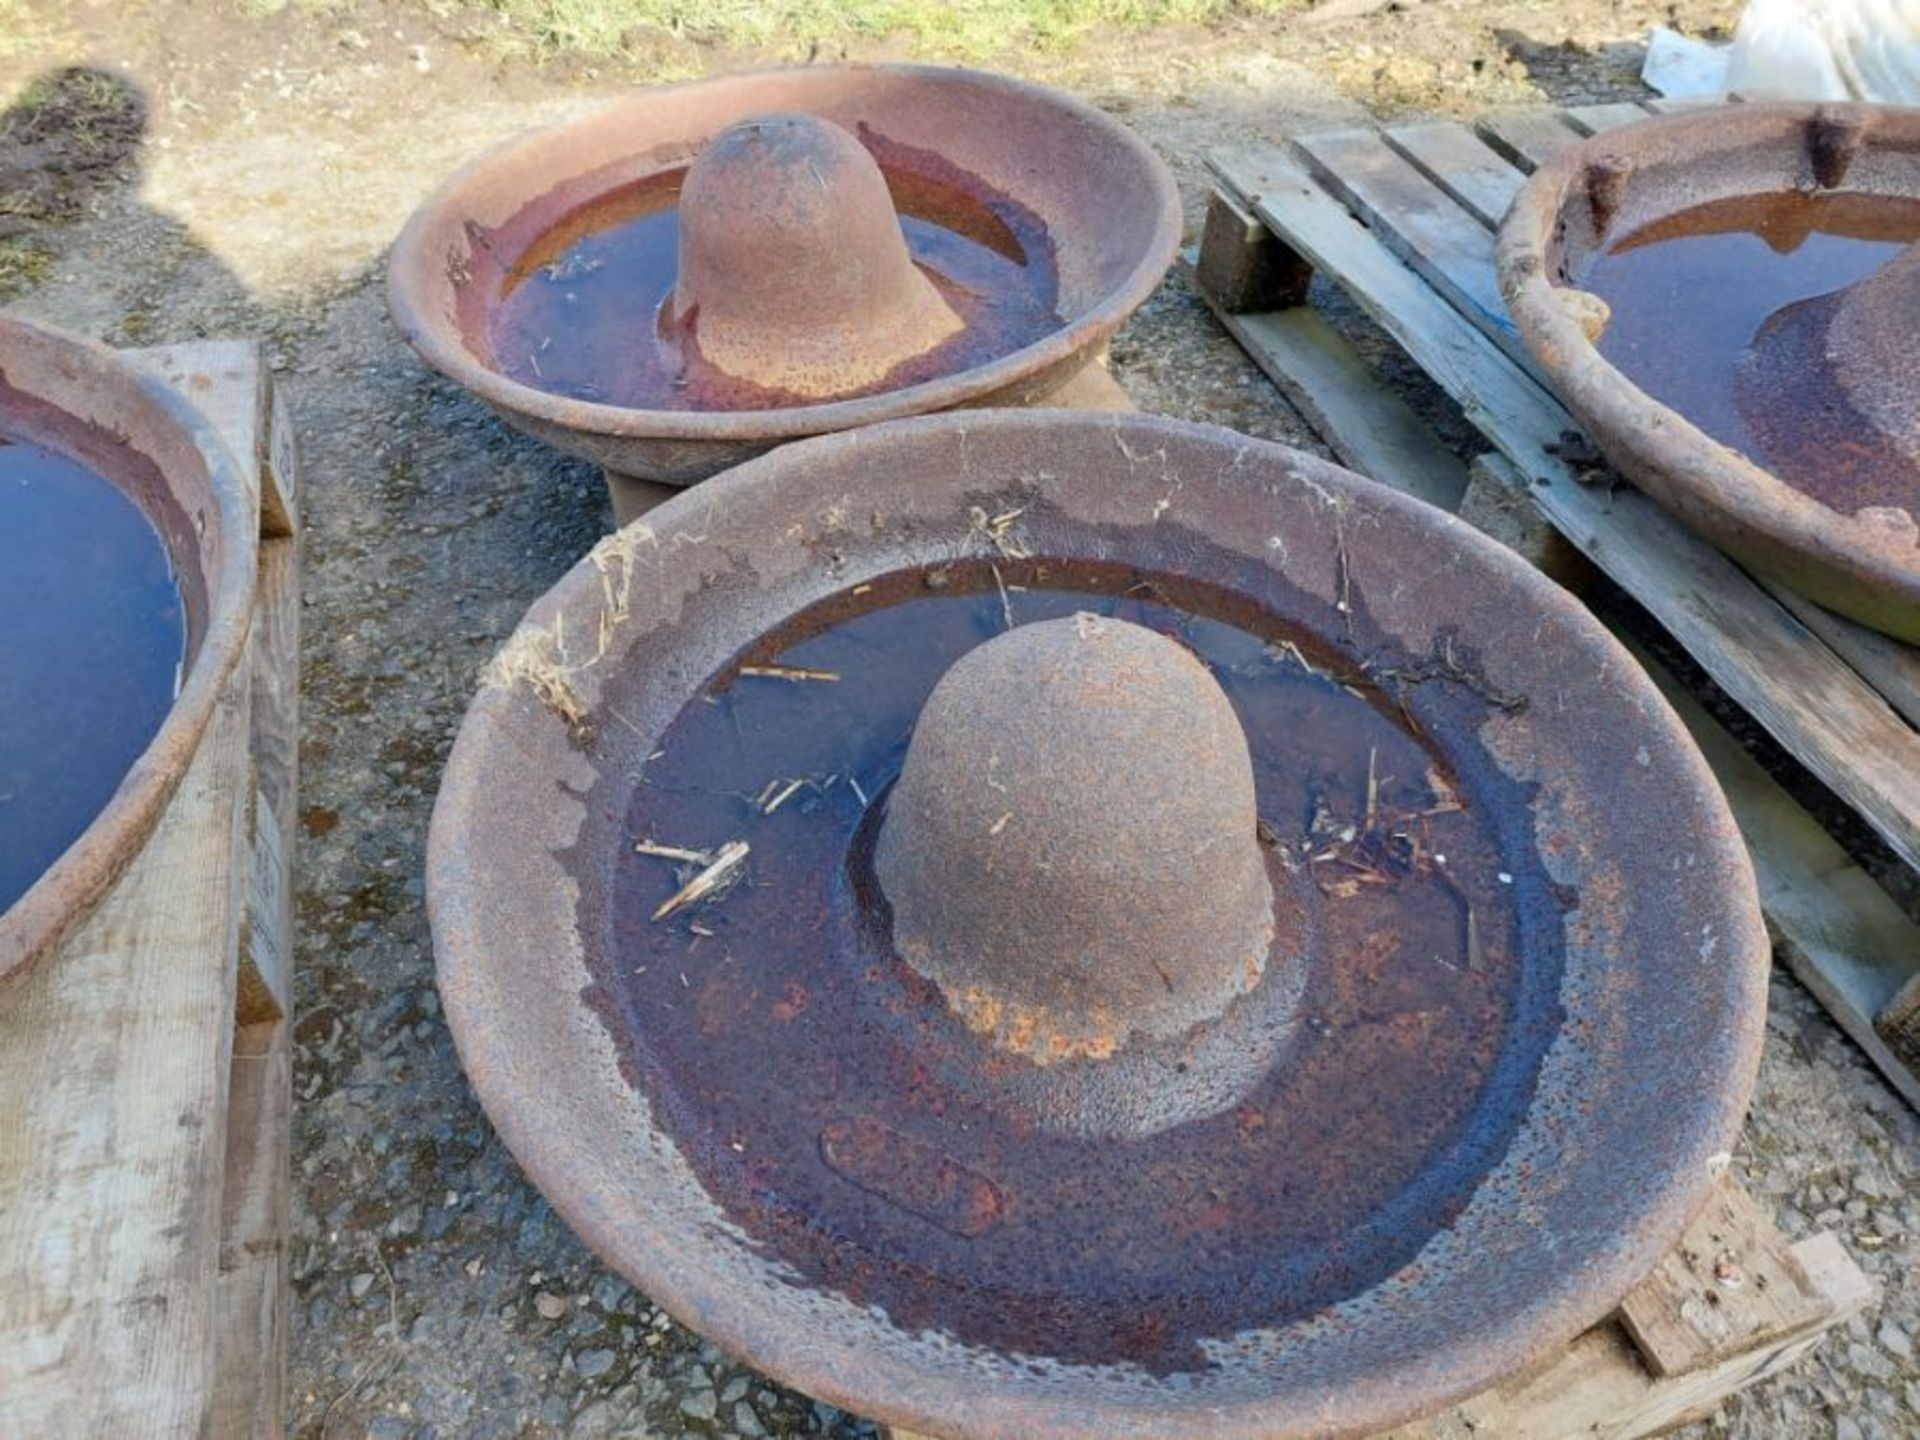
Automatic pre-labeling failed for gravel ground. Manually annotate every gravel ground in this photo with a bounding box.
[1,4,1915,1436]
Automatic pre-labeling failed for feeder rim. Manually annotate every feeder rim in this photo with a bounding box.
[427,409,1767,1440]
[386,62,1183,444]
[0,315,258,986]
[1496,100,1920,634]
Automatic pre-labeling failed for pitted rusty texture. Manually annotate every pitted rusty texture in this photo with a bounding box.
[1498,101,1920,641]
[876,613,1279,1070]
[672,113,965,399]
[1747,240,1920,478]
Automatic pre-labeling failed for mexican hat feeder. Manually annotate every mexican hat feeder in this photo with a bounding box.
[429,409,1768,1438]
[1499,102,1920,641]
[0,313,256,985]
[388,64,1181,522]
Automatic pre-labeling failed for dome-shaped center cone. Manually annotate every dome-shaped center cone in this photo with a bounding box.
[1820,241,1920,470]
[1737,240,1920,500]
[875,613,1280,1065]
[671,113,964,400]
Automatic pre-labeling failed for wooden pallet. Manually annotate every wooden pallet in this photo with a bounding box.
[0,341,299,1438]
[1195,101,1920,1111]
[881,1176,1872,1440]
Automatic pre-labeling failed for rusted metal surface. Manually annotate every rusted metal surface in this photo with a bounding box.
[877,614,1279,1074]
[388,65,1180,485]
[672,112,964,398]
[428,410,1767,1438]
[1739,240,1920,509]
[0,314,256,985]
[1497,102,1920,641]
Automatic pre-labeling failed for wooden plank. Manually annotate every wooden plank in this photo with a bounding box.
[265,377,299,536]
[1184,253,1467,511]
[1762,580,1920,731]
[1473,109,1584,171]
[1041,358,1137,413]
[1616,1178,1830,1377]
[1460,452,1596,591]
[211,1018,290,1440]
[1389,1231,1872,1438]
[144,345,294,1023]
[1383,122,1526,230]
[129,341,268,513]
[1630,646,1920,1106]
[1300,129,1548,386]
[1296,130,1530,368]
[1207,145,1920,877]
[239,537,299,1026]
[1193,188,1313,314]
[1567,102,1659,134]
[131,339,295,537]
[0,661,251,1436]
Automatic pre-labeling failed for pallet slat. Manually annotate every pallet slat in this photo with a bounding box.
[1182,265,1467,511]
[1762,580,1920,731]
[1616,1178,1834,1377]
[1630,629,1920,1111]
[1567,102,1661,134]
[1473,109,1584,170]
[1383,122,1527,229]
[1207,144,1920,879]
[213,1017,291,1440]
[885,1216,1872,1440]
[1296,130,1530,367]
[130,343,296,1023]
[1389,1232,1872,1439]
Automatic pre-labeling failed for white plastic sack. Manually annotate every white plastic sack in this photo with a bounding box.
[1731,0,1920,102]
[1641,0,1920,104]
[1643,26,1732,98]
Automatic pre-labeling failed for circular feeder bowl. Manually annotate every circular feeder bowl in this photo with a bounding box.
[1498,102,1920,641]
[0,315,256,984]
[388,65,1179,497]
[430,410,1767,1438]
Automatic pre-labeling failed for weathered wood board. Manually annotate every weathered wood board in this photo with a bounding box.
[0,341,298,1439]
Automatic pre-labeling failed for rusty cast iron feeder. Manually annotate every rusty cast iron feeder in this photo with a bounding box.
[0,314,256,986]
[389,65,1180,524]
[1499,103,1920,641]
[429,409,1768,1439]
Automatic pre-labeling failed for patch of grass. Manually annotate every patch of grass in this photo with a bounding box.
[450,0,1295,62]
[0,237,51,299]
[0,0,61,59]
[0,66,147,302]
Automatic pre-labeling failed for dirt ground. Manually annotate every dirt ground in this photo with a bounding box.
[2,1,1915,1436]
